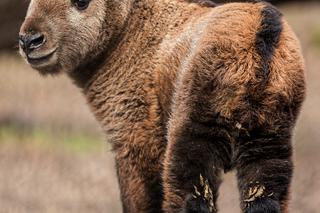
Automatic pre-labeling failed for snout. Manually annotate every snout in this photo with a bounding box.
[19,33,46,54]
[19,19,58,69]
[19,4,62,74]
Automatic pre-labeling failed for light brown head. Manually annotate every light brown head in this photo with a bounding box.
[19,0,132,75]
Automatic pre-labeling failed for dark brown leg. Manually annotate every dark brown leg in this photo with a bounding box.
[234,130,293,213]
[162,115,233,213]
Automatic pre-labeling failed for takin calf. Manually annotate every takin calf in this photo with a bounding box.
[19,0,305,212]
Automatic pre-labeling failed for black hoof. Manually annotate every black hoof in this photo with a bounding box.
[183,195,213,213]
[245,198,281,213]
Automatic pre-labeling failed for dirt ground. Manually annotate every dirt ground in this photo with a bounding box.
[0,2,319,213]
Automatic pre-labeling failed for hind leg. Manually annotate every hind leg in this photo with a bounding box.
[162,111,233,213]
[235,128,293,213]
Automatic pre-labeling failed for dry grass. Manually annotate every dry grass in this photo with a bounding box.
[0,53,100,135]
[0,140,121,213]
[0,2,320,213]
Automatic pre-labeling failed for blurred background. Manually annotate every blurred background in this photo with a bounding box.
[0,0,319,212]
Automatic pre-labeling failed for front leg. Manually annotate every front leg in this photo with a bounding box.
[115,154,163,213]
[113,122,166,213]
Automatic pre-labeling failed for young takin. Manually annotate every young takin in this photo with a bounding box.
[19,0,305,212]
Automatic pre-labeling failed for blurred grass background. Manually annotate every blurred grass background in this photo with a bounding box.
[0,1,320,213]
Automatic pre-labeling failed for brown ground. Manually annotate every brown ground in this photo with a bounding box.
[0,2,319,213]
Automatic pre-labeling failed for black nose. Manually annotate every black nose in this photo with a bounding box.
[19,33,46,53]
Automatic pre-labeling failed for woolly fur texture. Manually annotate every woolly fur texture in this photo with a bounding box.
[20,0,305,212]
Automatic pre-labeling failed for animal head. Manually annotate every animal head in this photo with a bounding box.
[19,0,132,75]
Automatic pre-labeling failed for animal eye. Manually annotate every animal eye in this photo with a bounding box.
[72,0,90,10]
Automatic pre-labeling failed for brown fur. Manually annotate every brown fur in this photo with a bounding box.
[19,0,305,212]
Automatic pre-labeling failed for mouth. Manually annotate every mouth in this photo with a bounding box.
[26,48,57,67]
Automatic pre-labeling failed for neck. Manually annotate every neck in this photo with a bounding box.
[70,0,204,89]
[70,0,215,137]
